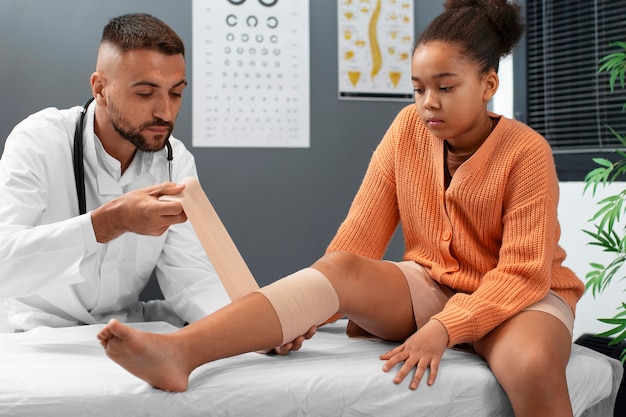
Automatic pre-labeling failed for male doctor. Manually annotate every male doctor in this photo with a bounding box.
[0,13,230,331]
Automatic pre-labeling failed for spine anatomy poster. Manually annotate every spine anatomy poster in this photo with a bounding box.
[192,0,310,148]
[338,0,414,101]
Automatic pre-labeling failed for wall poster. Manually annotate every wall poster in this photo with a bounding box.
[338,0,415,101]
[192,0,310,148]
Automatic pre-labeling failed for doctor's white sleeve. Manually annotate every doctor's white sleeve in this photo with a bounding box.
[0,111,98,299]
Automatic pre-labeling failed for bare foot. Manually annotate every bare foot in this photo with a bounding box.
[97,319,191,392]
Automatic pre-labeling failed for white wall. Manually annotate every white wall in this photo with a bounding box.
[492,55,514,118]
[559,182,625,339]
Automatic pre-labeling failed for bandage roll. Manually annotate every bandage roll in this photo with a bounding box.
[256,268,340,345]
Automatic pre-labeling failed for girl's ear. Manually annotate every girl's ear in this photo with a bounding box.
[483,70,499,102]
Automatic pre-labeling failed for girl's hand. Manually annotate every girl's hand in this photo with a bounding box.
[380,320,449,389]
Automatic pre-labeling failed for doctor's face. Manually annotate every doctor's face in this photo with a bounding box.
[96,47,187,153]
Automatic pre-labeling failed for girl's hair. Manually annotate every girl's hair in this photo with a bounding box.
[101,13,185,57]
[415,0,525,73]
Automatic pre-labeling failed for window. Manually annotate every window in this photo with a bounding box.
[517,0,626,180]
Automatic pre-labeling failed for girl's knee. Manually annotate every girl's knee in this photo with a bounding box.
[312,251,363,278]
[490,344,568,393]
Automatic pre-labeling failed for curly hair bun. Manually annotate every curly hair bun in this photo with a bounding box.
[417,0,525,72]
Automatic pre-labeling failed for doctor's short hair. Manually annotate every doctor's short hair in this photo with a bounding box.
[100,13,185,57]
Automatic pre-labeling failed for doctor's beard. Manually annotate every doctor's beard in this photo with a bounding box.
[108,101,173,153]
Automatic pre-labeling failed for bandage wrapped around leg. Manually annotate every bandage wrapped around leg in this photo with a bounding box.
[256,268,340,345]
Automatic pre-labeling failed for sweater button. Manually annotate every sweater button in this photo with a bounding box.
[442,230,451,241]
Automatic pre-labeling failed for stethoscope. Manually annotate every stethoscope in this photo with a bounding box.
[72,97,173,215]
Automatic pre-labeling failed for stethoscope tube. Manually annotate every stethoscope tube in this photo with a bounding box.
[73,98,93,215]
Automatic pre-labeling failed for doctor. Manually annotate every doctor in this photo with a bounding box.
[0,13,230,331]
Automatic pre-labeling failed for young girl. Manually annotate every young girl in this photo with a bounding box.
[98,1,584,416]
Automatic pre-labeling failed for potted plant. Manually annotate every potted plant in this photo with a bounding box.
[583,40,626,363]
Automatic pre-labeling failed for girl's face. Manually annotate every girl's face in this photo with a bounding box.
[411,41,498,153]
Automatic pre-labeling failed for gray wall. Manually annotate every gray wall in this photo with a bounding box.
[0,1,442,291]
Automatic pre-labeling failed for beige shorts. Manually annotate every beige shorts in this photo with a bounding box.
[392,261,575,338]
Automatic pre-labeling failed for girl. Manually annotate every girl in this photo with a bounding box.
[98,1,584,416]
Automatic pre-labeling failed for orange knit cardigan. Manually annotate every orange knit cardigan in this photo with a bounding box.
[326,104,585,347]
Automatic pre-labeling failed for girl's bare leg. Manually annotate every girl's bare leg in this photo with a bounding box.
[98,291,284,392]
[97,251,416,391]
[473,310,574,417]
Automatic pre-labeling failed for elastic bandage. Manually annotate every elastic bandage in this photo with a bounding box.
[256,268,340,345]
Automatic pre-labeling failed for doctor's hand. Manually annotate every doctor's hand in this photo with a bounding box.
[257,325,317,355]
[91,182,188,243]
[380,319,449,390]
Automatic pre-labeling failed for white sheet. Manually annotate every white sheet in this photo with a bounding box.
[0,320,618,417]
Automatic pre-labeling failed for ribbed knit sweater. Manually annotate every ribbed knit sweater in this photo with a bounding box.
[326,104,585,347]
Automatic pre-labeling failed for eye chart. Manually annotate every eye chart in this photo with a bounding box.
[338,0,414,101]
[192,0,310,148]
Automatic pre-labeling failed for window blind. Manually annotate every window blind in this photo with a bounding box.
[526,0,626,153]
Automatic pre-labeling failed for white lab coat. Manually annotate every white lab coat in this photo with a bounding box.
[0,101,230,331]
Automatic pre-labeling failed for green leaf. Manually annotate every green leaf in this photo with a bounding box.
[609,125,626,139]
[583,161,616,195]
[598,41,626,93]
[613,41,626,50]
[596,324,625,339]
[593,158,615,168]
[598,317,626,325]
